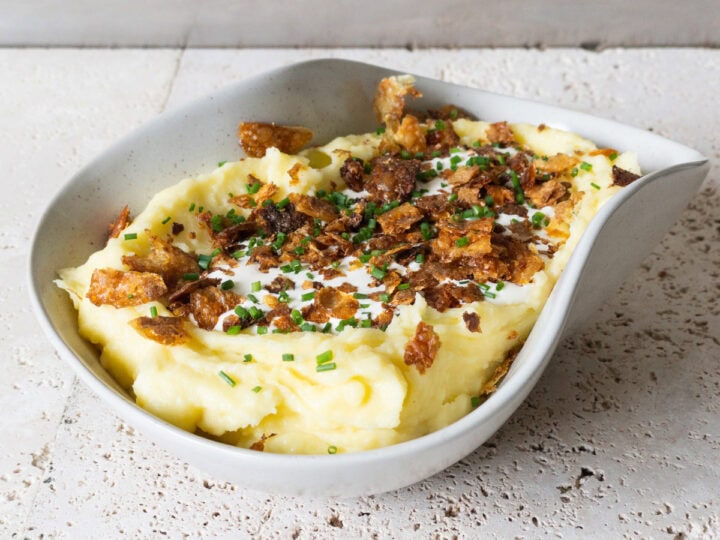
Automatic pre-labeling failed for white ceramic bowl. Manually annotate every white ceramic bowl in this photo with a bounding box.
[29,59,709,497]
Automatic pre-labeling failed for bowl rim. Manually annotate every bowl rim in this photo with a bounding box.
[27,57,709,469]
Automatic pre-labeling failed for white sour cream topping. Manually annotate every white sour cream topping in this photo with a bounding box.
[205,147,560,333]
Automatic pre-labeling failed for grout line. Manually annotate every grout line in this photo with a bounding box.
[158,47,186,113]
[17,375,79,537]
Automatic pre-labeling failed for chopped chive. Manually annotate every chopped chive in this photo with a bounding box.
[609,152,618,161]
[301,291,315,302]
[316,362,336,372]
[251,281,261,292]
[484,195,494,207]
[247,181,261,194]
[531,212,546,228]
[226,326,241,335]
[449,108,458,119]
[379,293,391,302]
[570,167,579,177]
[290,309,303,325]
[244,354,253,362]
[251,386,262,393]
[321,322,332,333]
[248,306,262,320]
[328,445,338,454]
[371,266,386,280]
[235,306,248,318]
[219,370,236,387]
[247,294,259,304]
[123,233,137,240]
[256,326,268,335]
[415,253,425,264]
[353,292,368,300]
[316,350,334,365]
[434,120,446,131]
[455,236,470,248]
[221,280,234,290]
[277,197,290,209]
[359,303,370,309]
[161,216,171,225]
[376,125,386,135]
[360,319,372,328]
[400,149,412,160]
[436,161,444,171]
[210,214,224,232]
[188,202,196,212]
[149,306,158,318]
[278,290,290,303]
[300,322,317,332]
[580,161,593,172]
[397,283,411,291]
[471,396,480,408]
[590,182,601,190]
[420,222,434,241]
[282,353,294,362]
[232,249,246,259]
[448,193,458,202]
[431,150,442,158]
[198,254,212,270]
[496,281,505,291]
[183,272,199,281]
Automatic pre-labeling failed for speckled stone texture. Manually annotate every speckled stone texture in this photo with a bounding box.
[1,48,718,539]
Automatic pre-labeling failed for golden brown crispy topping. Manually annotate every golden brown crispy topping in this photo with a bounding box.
[189,287,243,330]
[287,162,304,185]
[463,311,481,333]
[289,193,339,222]
[486,121,515,146]
[432,218,493,262]
[313,287,359,320]
[447,165,479,186]
[425,121,460,152]
[484,185,515,206]
[238,122,313,158]
[376,203,423,235]
[612,165,641,187]
[393,115,426,154]
[479,349,519,396]
[167,276,221,305]
[404,321,441,374]
[87,268,167,308]
[373,75,421,131]
[424,282,484,312]
[524,179,568,208]
[265,275,295,294]
[366,155,419,204]
[130,316,188,345]
[108,205,130,240]
[340,158,366,192]
[122,236,199,288]
[535,153,579,174]
[249,433,276,452]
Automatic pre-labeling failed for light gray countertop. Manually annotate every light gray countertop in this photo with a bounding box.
[1,48,718,538]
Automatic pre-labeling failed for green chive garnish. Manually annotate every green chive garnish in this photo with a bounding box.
[251,385,262,393]
[244,354,253,362]
[455,236,470,248]
[301,291,315,302]
[251,281,261,292]
[397,283,411,290]
[256,326,268,335]
[149,306,158,318]
[316,362,337,372]
[226,326,241,335]
[219,371,236,387]
[471,396,480,408]
[590,182,601,190]
[580,161,592,172]
[371,266,386,280]
[282,353,294,362]
[221,280,234,290]
[328,445,338,454]
[609,152,618,161]
[123,233,137,240]
[183,272,199,281]
[316,350,334,365]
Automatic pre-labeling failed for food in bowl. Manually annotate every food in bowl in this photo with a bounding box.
[56,75,642,455]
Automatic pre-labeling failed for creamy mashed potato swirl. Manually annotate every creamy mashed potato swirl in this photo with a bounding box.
[57,78,641,454]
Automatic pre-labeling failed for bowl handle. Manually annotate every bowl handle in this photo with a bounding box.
[562,160,709,335]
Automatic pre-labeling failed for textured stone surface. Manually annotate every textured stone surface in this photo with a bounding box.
[1,48,718,538]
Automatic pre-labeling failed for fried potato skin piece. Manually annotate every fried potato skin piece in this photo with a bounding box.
[238,122,313,157]
[130,316,189,345]
[87,268,167,308]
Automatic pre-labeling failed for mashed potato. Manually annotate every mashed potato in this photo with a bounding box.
[57,76,642,454]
